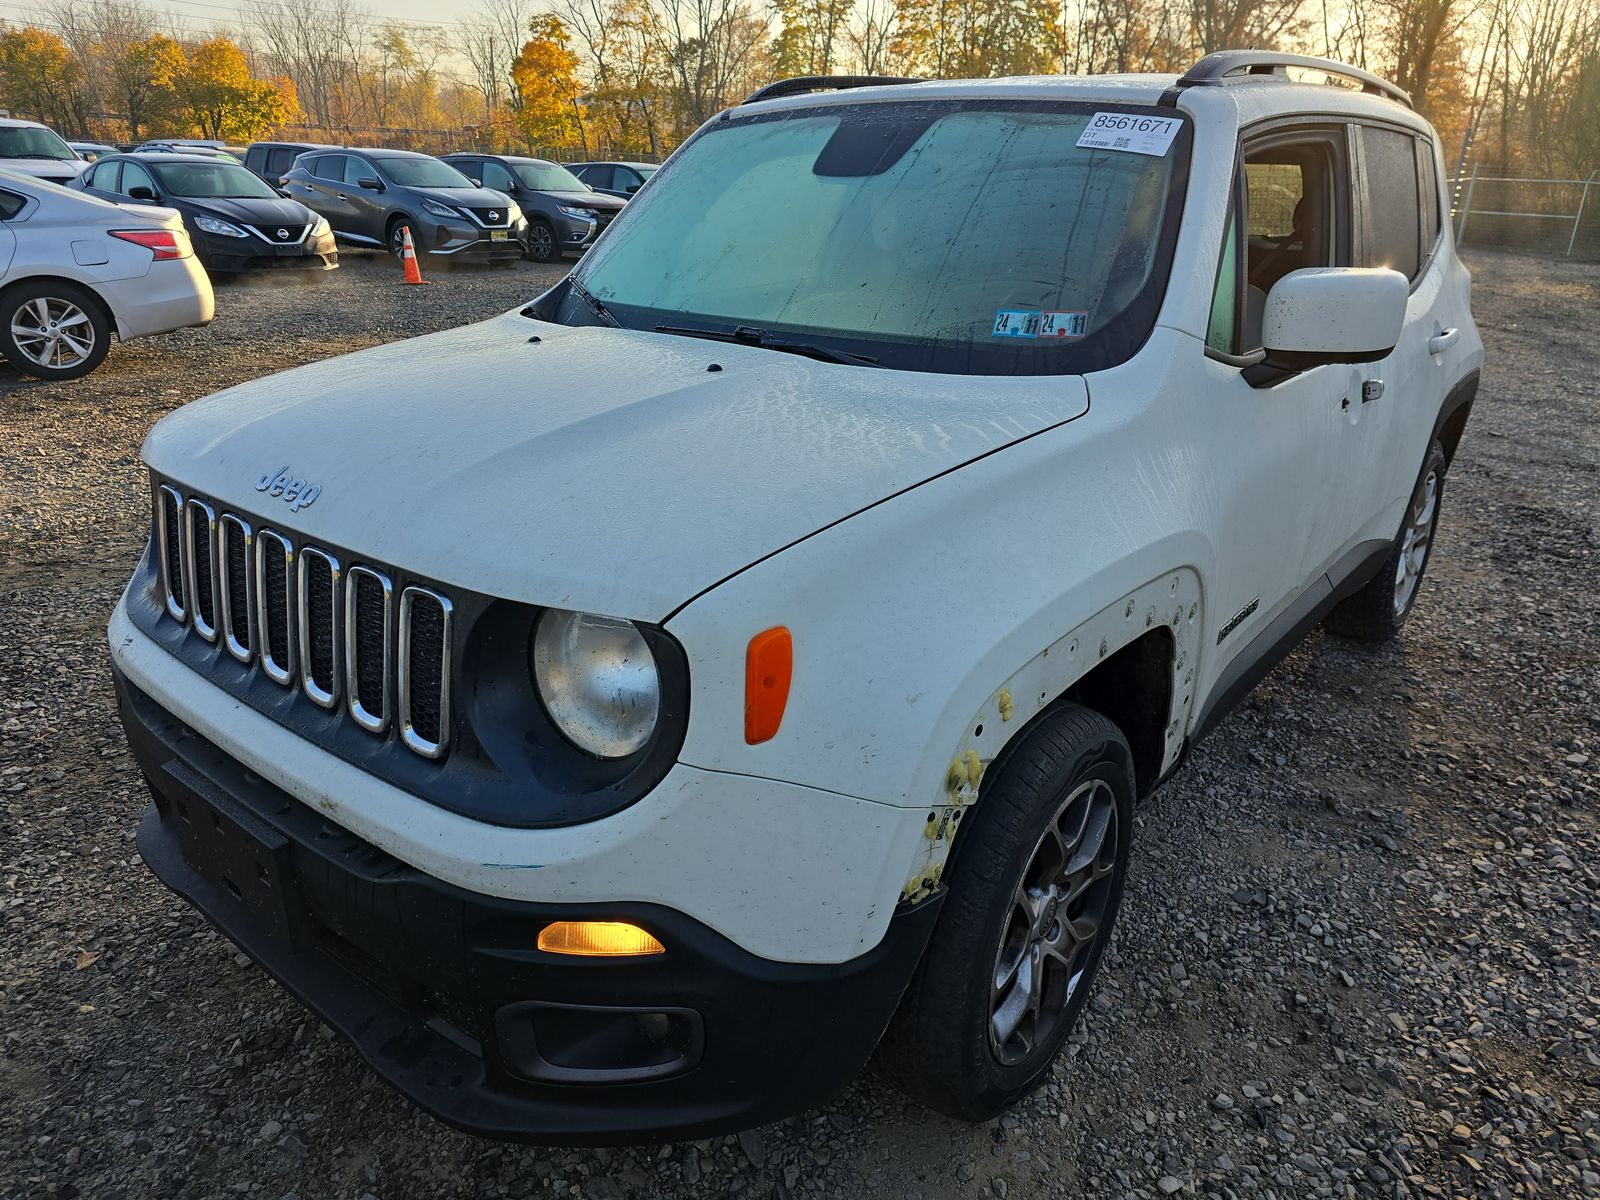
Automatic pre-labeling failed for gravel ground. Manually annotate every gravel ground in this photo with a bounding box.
[1,249,1596,1200]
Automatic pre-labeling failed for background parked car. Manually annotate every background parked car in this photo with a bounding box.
[566,160,657,198]
[0,169,212,382]
[131,141,243,164]
[441,153,624,262]
[282,148,524,265]
[243,140,341,185]
[68,140,119,163]
[0,118,87,185]
[78,153,337,276]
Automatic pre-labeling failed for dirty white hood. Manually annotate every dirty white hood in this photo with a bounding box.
[142,311,1089,619]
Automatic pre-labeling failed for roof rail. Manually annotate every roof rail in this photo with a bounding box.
[1166,50,1411,109]
[742,75,922,105]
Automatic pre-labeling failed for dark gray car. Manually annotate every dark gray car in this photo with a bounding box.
[567,161,658,199]
[442,154,625,263]
[282,148,526,266]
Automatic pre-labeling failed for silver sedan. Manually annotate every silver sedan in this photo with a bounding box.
[0,169,214,383]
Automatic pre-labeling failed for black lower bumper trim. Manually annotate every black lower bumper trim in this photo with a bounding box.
[116,666,939,1144]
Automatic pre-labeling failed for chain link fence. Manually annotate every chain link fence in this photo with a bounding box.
[1451,169,1600,259]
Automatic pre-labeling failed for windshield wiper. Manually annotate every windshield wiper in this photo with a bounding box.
[568,278,620,327]
[11,153,69,160]
[654,323,879,367]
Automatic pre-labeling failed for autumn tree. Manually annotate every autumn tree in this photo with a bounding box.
[169,37,297,142]
[510,14,585,151]
[891,0,1062,76]
[772,0,853,74]
[0,27,85,132]
[561,0,669,157]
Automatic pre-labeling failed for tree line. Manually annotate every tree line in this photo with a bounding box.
[1,0,1595,176]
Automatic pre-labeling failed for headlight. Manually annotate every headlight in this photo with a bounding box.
[310,216,331,237]
[506,203,523,224]
[557,205,597,220]
[421,198,458,219]
[194,215,248,237]
[531,609,659,759]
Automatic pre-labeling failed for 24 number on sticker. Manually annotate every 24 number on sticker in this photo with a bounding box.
[1076,112,1181,157]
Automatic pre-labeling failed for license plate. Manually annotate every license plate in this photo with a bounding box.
[490,230,509,241]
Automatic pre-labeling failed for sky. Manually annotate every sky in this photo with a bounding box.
[1,0,487,40]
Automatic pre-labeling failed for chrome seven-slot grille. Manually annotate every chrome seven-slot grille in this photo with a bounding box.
[155,483,453,759]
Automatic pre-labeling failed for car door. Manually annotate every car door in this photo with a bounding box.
[580,164,617,196]
[1346,123,1460,546]
[1198,126,1363,669]
[298,154,357,235]
[342,155,388,241]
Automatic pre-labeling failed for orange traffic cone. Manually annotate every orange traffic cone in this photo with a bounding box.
[399,225,427,285]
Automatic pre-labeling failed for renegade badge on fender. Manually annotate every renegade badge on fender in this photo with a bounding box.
[110,52,1482,1144]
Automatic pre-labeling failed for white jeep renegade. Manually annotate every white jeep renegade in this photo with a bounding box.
[110,51,1482,1143]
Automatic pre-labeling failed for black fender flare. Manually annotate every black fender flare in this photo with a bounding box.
[1432,369,1479,469]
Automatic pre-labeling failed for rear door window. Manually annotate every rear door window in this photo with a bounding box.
[1361,126,1421,279]
[581,165,613,190]
[310,154,346,182]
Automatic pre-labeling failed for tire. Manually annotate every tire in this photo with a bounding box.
[0,280,112,382]
[525,219,558,263]
[387,218,413,259]
[877,703,1135,1121]
[1324,439,1447,642]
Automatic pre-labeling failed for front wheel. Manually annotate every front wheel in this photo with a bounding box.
[0,281,112,381]
[525,219,557,263]
[877,704,1134,1120]
[1324,439,1448,642]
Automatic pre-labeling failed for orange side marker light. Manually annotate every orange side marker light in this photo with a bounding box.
[744,627,793,745]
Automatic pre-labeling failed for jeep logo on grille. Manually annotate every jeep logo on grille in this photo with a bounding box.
[255,466,322,512]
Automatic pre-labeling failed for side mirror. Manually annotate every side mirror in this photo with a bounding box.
[358,176,382,191]
[469,177,482,188]
[1261,267,1408,365]
[625,183,641,194]
[127,185,156,202]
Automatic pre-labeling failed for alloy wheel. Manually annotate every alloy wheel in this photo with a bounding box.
[1393,470,1439,616]
[989,778,1119,1067]
[529,223,554,261]
[10,297,96,371]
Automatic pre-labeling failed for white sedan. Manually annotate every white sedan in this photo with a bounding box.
[0,169,214,382]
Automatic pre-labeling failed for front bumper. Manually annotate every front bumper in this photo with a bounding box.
[425,215,524,261]
[195,228,339,273]
[118,668,939,1144]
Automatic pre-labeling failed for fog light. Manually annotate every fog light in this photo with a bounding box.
[537,920,664,957]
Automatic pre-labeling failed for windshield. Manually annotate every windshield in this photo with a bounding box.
[635,165,656,178]
[378,156,473,188]
[560,101,1188,375]
[0,125,76,161]
[151,161,278,199]
[515,161,589,192]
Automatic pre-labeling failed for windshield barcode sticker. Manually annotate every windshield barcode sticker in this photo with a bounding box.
[1041,311,1088,339]
[1076,112,1182,157]
[993,310,1041,339]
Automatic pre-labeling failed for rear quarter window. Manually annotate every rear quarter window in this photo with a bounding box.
[0,189,25,219]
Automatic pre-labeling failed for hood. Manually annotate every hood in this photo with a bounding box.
[415,186,511,207]
[182,194,313,226]
[142,313,1089,619]
[3,157,85,183]
[544,190,626,211]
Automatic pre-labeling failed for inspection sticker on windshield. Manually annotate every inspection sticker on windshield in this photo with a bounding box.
[1077,112,1182,157]
[993,310,1042,339]
[1041,311,1088,339]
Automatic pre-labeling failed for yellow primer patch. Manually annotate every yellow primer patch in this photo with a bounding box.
[998,688,1015,722]
[963,749,983,789]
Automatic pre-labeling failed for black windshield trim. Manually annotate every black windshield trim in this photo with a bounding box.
[561,97,1195,377]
